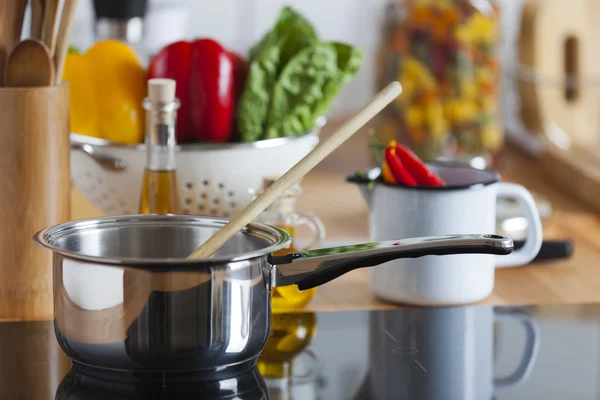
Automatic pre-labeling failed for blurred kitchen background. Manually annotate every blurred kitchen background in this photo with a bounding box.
[50,0,522,135]
[62,0,517,115]
[55,0,567,171]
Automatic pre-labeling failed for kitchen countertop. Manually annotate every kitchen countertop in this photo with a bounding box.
[70,144,600,311]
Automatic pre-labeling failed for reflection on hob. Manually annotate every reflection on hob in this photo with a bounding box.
[352,307,538,400]
[257,313,320,400]
[55,367,269,400]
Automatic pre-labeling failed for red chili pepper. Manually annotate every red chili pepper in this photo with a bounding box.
[384,143,417,186]
[147,41,193,143]
[381,159,397,184]
[393,141,446,186]
[148,39,239,143]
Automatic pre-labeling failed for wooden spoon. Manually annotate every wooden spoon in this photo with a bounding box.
[188,81,403,259]
[41,0,60,56]
[30,0,45,40]
[54,0,79,84]
[4,39,54,87]
[0,0,28,86]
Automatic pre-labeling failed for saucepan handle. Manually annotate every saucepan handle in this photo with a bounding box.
[271,234,513,290]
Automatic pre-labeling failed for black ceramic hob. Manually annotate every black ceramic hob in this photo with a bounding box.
[2,303,599,399]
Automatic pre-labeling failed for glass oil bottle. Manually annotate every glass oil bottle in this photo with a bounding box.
[138,78,181,215]
[256,178,325,311]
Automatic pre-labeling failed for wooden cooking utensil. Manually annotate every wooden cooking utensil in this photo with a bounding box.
[30,0,45,40]
[518,0,600,213]
[12,0,28,45]
[0,85,70,320]
[188,81,403,260]
[4,39,54,87]
[54,0,79,84]
[517,0,600,147]
[41,0,60,56]
[0,0,28,87]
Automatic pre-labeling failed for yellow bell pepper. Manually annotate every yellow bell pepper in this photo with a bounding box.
[62,40,146,144]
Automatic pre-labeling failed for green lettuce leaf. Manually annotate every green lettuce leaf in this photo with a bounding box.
[265,42,363,138]
[236,45,281,142]
[237,8,318,142]
[265,43,338,139]
[313,42,363,119]
[248,6,317,63]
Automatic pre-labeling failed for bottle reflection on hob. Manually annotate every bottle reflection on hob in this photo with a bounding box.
[257,312,320,400]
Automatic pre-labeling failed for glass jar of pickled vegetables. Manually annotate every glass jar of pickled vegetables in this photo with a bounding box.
[255,178,326,311]
[376,0,502,165]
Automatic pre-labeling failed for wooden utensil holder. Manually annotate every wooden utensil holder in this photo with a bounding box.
[0,85,70,320]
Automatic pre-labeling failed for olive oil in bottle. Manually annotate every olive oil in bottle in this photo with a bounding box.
[139,78,181,215]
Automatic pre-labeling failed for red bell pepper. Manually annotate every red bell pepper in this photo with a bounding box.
[384,143,417,186]
[148,39,240,143]
[393,142,446,186]
[229,51,248,102]
[190,39,236,142]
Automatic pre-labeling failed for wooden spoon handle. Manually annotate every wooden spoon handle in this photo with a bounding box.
[187,81,403,260]
[41,0,60,56]
[30,0,44,40]
[54,0,78,85]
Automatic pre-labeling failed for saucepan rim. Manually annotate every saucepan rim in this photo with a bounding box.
[33,214,292,268]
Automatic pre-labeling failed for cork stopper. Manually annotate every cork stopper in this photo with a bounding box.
[148,78,176,103]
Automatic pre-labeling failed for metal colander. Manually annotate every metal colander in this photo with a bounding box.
[70,124,322,216]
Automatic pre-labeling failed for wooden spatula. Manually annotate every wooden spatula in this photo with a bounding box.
[0,0,28,86]
[4,39,54,87]
[518,0,600,148]
[30,0,45,40]
[54,0,79,84]
[41,0,60,56]
[187,81,403,260]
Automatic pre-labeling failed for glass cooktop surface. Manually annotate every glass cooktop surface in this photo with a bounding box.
[1,303,599,399]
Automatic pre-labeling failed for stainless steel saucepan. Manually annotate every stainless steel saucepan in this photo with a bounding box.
[34,215,512,383]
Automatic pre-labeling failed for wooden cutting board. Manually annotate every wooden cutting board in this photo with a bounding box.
[518,0,600,149]
[518,0,600,214]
